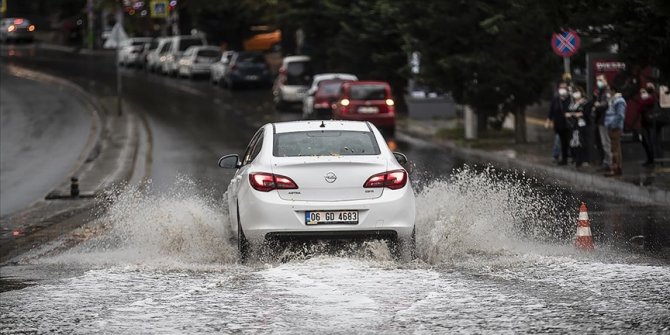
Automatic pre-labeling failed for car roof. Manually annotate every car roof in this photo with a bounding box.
[313,73,358,82]
[348,81,389,86]
[282,55,310,64]
[272,120,371,134]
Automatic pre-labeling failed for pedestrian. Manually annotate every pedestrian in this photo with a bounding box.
[638,83,661,166]
[592,74,612,170]
[545,81,572,165]
[566,86,589,167]
[604,86,627,176]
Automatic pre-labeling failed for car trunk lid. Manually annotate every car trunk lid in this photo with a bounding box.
[271,156,387,201]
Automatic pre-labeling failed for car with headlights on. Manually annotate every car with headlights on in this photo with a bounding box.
[177,46,222,79]
[302,73,358,119]
[333,81,397,135]
[0,18,36,43]
[218,120,416,261]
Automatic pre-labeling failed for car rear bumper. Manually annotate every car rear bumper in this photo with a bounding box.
[238,185,415,245]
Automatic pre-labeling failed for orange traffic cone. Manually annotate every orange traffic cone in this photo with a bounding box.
[575,202,594,251]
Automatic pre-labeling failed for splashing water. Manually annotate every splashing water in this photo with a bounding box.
[415,166,576,264]
[36,167,580,267]
[43,178,238,267]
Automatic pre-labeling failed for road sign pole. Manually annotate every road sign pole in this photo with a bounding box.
[117,46,123,116]
[563,56,570,77]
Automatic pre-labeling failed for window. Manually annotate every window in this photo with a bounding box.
[349,85,387,100]
[242,130,264,165]
[274,131,380,157]
[179,38,203,51]
[286,61,312,85]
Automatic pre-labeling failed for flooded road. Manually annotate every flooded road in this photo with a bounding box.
[1,45,669,333]
[2,170,670,333]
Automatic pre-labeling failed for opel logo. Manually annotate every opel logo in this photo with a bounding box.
[325,172,337,183]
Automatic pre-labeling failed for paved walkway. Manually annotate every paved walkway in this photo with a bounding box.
[398,112,670,206]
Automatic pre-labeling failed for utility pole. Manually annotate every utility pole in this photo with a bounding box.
[87,0,95,49]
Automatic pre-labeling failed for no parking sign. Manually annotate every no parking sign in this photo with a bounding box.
[551,30,581,57]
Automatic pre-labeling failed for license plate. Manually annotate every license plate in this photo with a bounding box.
[246,75,259,80]
[358,106,379,114]
[305,210,358,225]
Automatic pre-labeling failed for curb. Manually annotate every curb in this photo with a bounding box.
[0,66,145,263]
[399,128,670,207]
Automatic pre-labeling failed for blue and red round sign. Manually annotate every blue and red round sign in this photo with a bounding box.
[551,30,581,57]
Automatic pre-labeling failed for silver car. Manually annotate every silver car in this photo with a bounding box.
[210,51,235,86]
[177,46,222,79]
[162,35,207,76]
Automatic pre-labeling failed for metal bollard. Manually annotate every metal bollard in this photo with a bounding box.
[70,177,80,198]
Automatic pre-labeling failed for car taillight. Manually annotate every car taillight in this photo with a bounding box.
[249,172,298,192]
[340,99,350,106]
[386,99,394,106]
[363,170,407,190]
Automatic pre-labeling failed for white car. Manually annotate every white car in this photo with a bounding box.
[162,35,207,76]
[272,55,312,110]
[177,46,221,79]
[218,120,416,260]
[146,37,171,72]
[117,37,153,67]
[210,51,235,85]
[302,73,358,119]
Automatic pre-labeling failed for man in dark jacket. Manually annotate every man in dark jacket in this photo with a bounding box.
[546,81,572,165]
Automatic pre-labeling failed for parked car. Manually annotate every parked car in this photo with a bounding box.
[222,52,272,89]
[302,73,358,119]
[0,18,36,43]
[272,55,312,110]
[117,37,153,67]
[177,46,221,79]
[332,81,397,135]
[210,51,235,85]
[217,120,415,261]
[138,38,159,69]
[146,37,171,72]
[161,35,207,76]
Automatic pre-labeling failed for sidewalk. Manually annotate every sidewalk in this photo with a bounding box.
[398,113,670,206]
[0,65,146,263]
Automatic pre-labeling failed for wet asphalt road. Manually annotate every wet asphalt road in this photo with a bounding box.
[0,45,669,333]
[0,71,91,217]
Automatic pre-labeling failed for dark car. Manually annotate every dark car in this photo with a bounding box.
[223,52,273,89]
[332,81,396,135]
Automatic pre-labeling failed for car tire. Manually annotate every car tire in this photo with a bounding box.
[237,206,250,263]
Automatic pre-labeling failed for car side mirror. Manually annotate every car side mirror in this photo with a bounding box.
[393,152,408,165]
[218,154,241,169]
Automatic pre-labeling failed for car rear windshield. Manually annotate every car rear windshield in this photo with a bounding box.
[286,61,311,85]
[179,39,203,51]
[349,85,387,100]
[274,131,380,157]
[236,54,267,69]
[318,82,346,96]
[197,49,220,57]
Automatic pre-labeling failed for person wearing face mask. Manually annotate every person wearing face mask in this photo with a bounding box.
[545,81,572,165]
[638,84,659,166]
[603,86,627,177]
[566,87,589,167]
[592,74,612,170]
